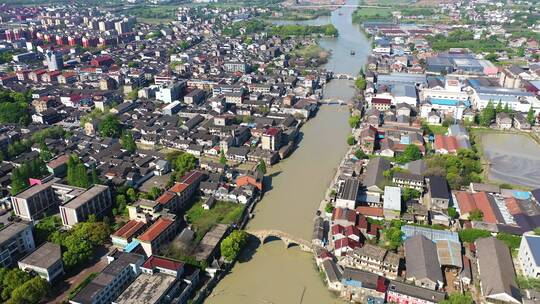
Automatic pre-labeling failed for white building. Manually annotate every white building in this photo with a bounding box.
[383,186,401,220]
[155,81,184,103]
[518,234,540,278]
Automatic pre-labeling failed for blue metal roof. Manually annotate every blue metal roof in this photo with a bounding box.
[124,240,140,253]
[401,225,460,243]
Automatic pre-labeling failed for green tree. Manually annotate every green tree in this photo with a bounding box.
[113,194,127,216]
[126,188,138,202]
[7,276,49,304]
[468,209,483,221]
[39,142,53,162]
[355,77,367,90]
[99,114,122,138]
[479,100,495,126]
[325,202,334,213]
[347,135,356,146]
[402,188,421,202]
[396,144,422,164]
[67,155,90,188]
[219,150,227,165]
[485,53,498,62]
[354,149,368,159]
[34,215,62,244]
[458,228,491,243]
[440,292,473,304]
[257,160,267,175]
[382,227,403,250]
[447,207,458,219]
[9,167,29,195]
[348,115,361,128]
[91,165,100,185]
[527,107,536,125]
[495,101,503,113]
[220,230,249,262]
[120,131,137,154]
[1,269,32,301]
[171,153,197,180]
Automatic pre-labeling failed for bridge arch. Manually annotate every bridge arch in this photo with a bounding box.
[246,229,314,253]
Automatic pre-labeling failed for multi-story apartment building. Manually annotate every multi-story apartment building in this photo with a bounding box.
[136,215,179,257]
[57,184,112,227]
[70,251,145,304]
[518,234,540,279]
[11,180,56,222]
[339,244,401,279]
[0,222,35,267]
[392,172,424,192]
[18,242,64,282]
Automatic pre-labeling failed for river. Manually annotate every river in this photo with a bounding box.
[207,2,371,303]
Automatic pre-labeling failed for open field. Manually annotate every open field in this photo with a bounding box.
[472,129,540,189]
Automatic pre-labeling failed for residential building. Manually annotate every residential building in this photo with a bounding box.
[45,49,63,71]
[425,176,450,210]
[18,242,63,282]
[336,178,360,209]
[386,280,446,304]
[261,127,282,151]
[70,251,145,304]
[392,172,424,191]
[364,157,392,194]
[496,112,513,129]
[111,220,147,248]
[136,216,179,257]
[156,81,185,103]
[340,268,387,304]
[11,180,56,222]
[404,235,443,291]
[112,256,184,304]
[340,244,401,279]
[476,237,521,304]
[0,222,35,267]
[383,186,401,220]
[518,234,540,279]
[58,184,113,227]
[454,191,504,223]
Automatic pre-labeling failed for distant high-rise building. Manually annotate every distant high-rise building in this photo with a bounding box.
[45,49,63,71]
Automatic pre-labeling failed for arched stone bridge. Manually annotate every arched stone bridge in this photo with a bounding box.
[246,229,313,253]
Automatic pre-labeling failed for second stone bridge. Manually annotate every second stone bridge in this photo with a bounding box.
[246,229,314,253]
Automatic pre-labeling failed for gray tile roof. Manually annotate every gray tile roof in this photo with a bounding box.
[404,235,443,285]
[476,237,521,303]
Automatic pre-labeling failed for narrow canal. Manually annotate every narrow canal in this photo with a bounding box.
[207,1,371,303]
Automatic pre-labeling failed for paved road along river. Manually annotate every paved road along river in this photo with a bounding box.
[207,1,371,303]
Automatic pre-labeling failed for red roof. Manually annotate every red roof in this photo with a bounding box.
[156,191,176,205]
[434,135,458,153]
[137,218,174,242]
[142,255,183,272]
[334,238,360,250]
[376,276,387,293]
[371,98,392,105]
[179,170,203,185]
[113,220,146,239]
[355,206,384,218]
[170,182,189,194]
[454,191,502,224]
[357,215,369,230]
[264,127,280,137]
[332,207,357,224]
[505,197,522,215]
